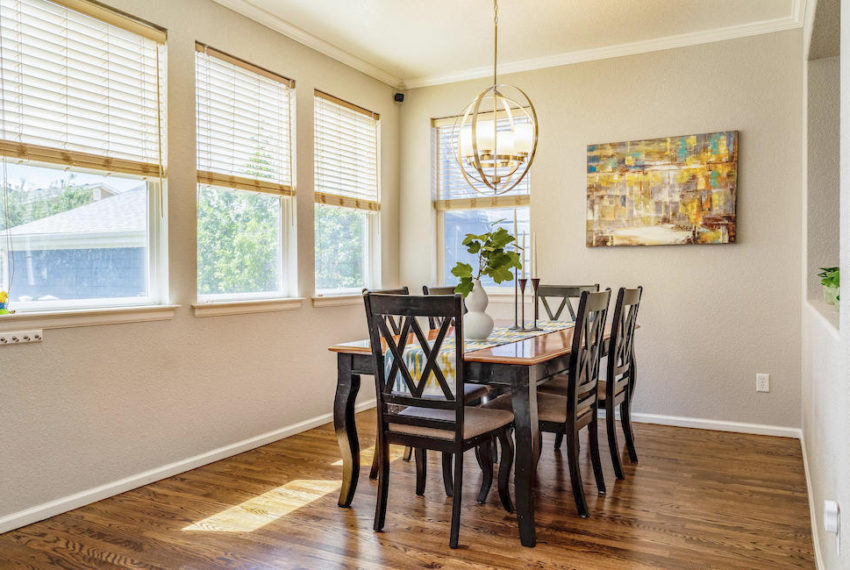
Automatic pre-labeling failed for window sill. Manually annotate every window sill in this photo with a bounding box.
[192,297,305,318]
[807,298,840,335]
[311,294,363,308]
[0,304,180,330]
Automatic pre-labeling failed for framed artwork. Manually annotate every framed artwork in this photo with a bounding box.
[586,131,738,247]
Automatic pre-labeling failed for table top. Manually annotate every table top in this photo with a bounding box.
[328,320,620,366]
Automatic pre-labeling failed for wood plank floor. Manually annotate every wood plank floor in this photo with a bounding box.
[0,410,814,569]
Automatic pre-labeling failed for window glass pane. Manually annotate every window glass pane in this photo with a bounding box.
[436,119,530,200]
[0,162,149,307]
[197,185,283,299]
[443,206,529,288]
[315,203,370,294]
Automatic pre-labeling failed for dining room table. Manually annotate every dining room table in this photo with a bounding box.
[328,318,622,547]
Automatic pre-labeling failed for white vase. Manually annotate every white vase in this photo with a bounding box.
[464,279,494,340]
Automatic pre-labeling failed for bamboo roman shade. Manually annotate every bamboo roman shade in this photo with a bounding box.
[195,43,294,195]
[433,115,530,208]
[0,0,165,177]
[313,90,379,211]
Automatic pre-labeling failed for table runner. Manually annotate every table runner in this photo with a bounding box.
[386,320,575,397]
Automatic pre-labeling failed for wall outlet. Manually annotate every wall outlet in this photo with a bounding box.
[0,329,43,345]
[756,373,770,392]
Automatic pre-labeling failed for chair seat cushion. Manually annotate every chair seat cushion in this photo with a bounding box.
[486,391,594,425]
[464,383,491,402]
[388,406,514,440]
[538,374,568,395]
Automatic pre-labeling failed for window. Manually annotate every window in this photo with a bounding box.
[195,43,295,302]
[313,90,380,295]
[433,116,530,287]
[0,0,166,311]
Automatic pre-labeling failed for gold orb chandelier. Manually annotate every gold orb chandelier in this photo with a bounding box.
[453,0,539,195]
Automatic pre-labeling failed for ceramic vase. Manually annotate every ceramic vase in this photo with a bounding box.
[464,279,494,340]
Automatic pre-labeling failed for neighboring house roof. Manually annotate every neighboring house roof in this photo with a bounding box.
[17,182,120,204]
[7,187,146,250]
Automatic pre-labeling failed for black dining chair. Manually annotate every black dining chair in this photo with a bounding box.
[598,286,642,480]
[487,289,610,518]
[364,292,515,548]
[422,285,467,329]
[537,284,600,321]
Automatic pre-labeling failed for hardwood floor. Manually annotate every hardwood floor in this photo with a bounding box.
[0,410,814,569]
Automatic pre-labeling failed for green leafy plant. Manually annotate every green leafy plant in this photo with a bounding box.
[819,267,840,289]
[450,223,522,297]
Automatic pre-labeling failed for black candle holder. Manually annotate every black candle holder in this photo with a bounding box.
[518,278,528,331]
[529,278,542,331]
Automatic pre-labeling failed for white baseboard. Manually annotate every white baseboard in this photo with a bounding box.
[0,398,377,535]
[597,408,801,438]
[800,433,825,569]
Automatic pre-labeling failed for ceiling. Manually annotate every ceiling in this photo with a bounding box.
[212,0,804,88]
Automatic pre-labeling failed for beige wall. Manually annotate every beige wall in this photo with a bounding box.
[400,30,804,427]
[0,0,399,524]
[807,57,841,299]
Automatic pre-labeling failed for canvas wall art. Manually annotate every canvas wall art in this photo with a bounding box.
[586,131,738,247]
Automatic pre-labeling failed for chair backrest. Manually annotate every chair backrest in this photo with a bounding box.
[363,286,410,334]
[564,289,611,422]
[606,286,642,401]
[422,285,464,329]
[537,284,600,321]
[364,293,465,444]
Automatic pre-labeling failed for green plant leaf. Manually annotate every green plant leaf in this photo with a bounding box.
[451,262,473,279]
[455,277,474,297]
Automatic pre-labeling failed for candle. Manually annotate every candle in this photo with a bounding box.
[521,232,526,278]
[530,233,536,278]
[531,232,540,278]
[513,208,518,245]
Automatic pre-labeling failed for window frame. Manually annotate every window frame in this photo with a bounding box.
[0,0,168,314]
[193,43,297,305]
[312,90,381,297]
[432,116,531,288]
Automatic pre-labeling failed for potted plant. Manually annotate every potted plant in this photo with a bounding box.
[0,291,9,315]
[451,224,522,339]
[818,267,840,308]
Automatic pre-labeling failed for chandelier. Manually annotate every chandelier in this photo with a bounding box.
[453,0,538,195]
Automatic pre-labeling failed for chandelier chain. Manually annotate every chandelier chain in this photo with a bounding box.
[493,0,498,86]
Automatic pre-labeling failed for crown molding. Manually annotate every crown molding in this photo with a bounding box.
[211,0,403,89]
[404,6,807,89]
[212,0,805,92]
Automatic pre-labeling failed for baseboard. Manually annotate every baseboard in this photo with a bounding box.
[0,398,377,535]
[598,409,802,439]
[800,432,825,569]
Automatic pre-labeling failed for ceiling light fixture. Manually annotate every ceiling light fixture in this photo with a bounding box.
[453,0,538,195]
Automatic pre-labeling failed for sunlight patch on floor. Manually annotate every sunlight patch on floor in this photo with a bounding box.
[331,444,406,466]
[182,479,341,532]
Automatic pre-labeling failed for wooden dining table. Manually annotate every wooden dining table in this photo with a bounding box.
[329,319,623,547]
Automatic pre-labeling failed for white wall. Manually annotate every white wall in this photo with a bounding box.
[400,31,804,429]
[0,0,399,529]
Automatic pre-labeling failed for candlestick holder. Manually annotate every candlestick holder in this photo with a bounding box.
[529,278,542,331]
[509,266,521,330]
[518,278,528,331]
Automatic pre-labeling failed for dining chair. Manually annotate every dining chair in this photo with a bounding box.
[598,286,642,480]
[424,284,493,494]
[364,292,515,548]
[363,287,409,334]
[537,284,600,321]
[486,289,610,518]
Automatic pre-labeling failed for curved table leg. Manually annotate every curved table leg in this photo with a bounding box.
[334,353,361,507]
[511,366,540,547]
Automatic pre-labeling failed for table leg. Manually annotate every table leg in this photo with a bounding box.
[334,354,361,507]
[511,366,540,547]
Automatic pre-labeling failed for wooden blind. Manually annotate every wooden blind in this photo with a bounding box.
[313,90,379,211]
[433,114,530,206]
[195,43,294,195]
[0,0,165,177]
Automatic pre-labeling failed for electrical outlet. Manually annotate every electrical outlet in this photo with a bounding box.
[756,373,770,392]
[0,329,43,345]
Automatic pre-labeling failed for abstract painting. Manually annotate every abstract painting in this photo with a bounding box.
[586,131,738,247]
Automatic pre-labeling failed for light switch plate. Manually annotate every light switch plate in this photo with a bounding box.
[756,373,770,392]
